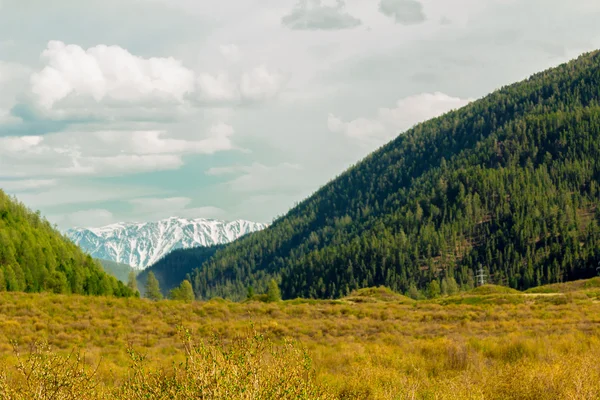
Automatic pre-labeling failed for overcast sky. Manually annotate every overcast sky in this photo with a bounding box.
[0,0,599,229]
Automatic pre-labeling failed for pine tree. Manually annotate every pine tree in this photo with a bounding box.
[127,270,138,293]
[427,280,441,299]
[145,272,163,301]
[169,280,195,302]
[266,279,281,302]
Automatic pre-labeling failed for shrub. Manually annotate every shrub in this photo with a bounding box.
[0,327,334,400]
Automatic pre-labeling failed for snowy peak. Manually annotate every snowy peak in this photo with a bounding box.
[66,217,267,270]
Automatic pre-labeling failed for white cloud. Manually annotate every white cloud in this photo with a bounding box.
[328,92,472,144]
[0,121,235,178]
[0,179,57,192]
[59,154,184,176]
[194,66,285,104]
[50,209,115,229]
[129,196,226,220]
[0,61,31,123]
[207,162,308,193]
[196,72,239,102]
[0,134,184,178]
[219,44,242,63]
[31,41,196,109]
[14,183,162,208]
[27,41,286,115]
[93,124,234,155]
[0,135,44,152]
[240,66,285,101]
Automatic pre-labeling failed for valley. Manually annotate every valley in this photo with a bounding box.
[1,281,600,398]
[0,7,599,397]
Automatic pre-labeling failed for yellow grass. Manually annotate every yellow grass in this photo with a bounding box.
[1,280,600,399]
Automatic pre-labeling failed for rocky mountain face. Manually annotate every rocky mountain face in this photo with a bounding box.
[66,217,267,270]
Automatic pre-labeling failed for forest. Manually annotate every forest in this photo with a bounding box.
[0,191,135,297]
[181,50,600,301]
[137,245,222,296]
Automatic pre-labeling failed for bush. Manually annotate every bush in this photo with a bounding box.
[1,327,335,400]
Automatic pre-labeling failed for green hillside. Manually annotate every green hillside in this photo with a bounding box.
[0,191,134,297]
[189,50,600,301]
[97,259,135,284]
[137,245,222,296]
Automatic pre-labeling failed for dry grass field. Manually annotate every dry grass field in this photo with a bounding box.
[2,280,600,399]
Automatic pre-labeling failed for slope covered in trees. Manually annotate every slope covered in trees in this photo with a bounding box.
[0,191,134,297]
[188,50,600,301]
[137,245,222,296]
[97,259,135,283]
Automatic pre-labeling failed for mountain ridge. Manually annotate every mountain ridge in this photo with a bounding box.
[66,217,267,270]
[186,50,600,301]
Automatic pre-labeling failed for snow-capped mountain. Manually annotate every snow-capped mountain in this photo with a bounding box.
[66,217,267,270]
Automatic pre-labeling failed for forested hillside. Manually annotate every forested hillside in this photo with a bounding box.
[189,50,600,301]
[0,191,134,297]
[97,259,135,283]
[138,245,222,296]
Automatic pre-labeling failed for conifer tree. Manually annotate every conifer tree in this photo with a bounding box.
[145,272,163,301]
[427,280,441,299]
[127,270,138,293]
[169,280,195,302]
[266,279,281,302]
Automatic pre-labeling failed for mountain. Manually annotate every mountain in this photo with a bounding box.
[97,259,135,283]
[137,245,222,296]
[0,190,134,297]
[187,50,600,301]
[66,217,267,270]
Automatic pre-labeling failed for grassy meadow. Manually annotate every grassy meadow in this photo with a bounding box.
[2,281,600,399]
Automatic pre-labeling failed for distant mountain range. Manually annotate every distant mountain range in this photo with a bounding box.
[66,217,267,270]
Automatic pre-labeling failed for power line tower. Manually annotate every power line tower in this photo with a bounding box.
[475,265,487,287]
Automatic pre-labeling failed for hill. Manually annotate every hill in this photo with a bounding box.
[0,190,134,297]
[137,245,222,296]
[96,259,135,283]
[525,276,600,293]
[188,50,600,301]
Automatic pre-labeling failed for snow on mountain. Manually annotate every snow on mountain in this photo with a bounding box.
[66,217,268,270]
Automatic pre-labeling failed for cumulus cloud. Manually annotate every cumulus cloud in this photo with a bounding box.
[379,0,426,25]
[31,41,196,109]
[25,41,286,115]
[0,61,31,123]
[196,72,239,103]
[282,0,361,31]
[328,92,472,144]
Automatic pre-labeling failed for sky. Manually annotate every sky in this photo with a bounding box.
[0,0,599,229]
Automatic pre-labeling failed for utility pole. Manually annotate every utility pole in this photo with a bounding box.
[476,265,487,287]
